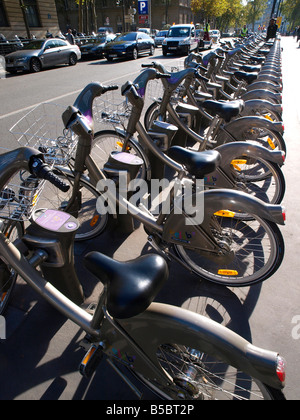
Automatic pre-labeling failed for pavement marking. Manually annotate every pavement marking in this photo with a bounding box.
[0,56,185,121]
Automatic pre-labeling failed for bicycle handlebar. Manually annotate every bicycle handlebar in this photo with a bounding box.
[29,156,70,193]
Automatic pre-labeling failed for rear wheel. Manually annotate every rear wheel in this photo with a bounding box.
[175,216,284,287]
[136,344,285,400]
[69,53,77,66]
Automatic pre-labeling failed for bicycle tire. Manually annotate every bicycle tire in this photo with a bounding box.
[230,158,286,205]
[92,130,150,182]
[38,170,108,241]
[174,216,284,287]
[133,343,286,400]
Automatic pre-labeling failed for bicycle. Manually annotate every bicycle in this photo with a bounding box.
[0,146,287,400]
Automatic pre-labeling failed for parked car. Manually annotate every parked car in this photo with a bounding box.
[80,34,116,59]
[98,27,114,35]
[162,24,198,56]
[154,30,168,47]
[210,29,221,43]
[5,38,81,73]
[103,32,155,61]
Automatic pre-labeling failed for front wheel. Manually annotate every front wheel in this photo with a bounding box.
[132,48,138,60]
[38,170,108,241]
[175,216,284,287]
[136,344,285,400]
[30,57,41,73]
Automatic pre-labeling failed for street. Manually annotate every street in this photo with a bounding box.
[0,38,299,400]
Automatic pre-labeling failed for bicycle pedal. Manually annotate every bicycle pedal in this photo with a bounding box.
[79,344,104,378]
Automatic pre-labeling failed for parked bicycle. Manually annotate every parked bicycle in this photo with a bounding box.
[0,146,287,400]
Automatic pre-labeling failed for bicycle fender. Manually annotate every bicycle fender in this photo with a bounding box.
[115,302,285,390]
[216,141,285,166]
[201,189,285,225]
[241,89,282,103]
[242,99,283,118]
[216,116,283,145]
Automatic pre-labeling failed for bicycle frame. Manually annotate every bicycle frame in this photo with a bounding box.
[0,213,285,395]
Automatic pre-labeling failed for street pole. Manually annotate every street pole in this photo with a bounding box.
[19,0,31,39]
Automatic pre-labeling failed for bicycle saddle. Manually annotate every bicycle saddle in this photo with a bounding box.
[201,99,245,122]
[234,71,258,84]
[168,146,221,179]
[84,252,169,319]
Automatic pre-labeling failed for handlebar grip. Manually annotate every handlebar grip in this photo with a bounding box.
[103,85,119,93]
[156,72,171,79]
[30,157,70,193]
[141,63,154,68]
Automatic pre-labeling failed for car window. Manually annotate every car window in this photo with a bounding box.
[168,27,190,37]
[55,39,68,47]
[23,40,44,50]
[45,40,56,49]
[115,33,137,42]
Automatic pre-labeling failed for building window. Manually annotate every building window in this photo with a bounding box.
[0,0,9,27]
[24,0,41,27]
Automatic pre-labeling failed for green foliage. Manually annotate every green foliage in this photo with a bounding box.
[281,0,300,27]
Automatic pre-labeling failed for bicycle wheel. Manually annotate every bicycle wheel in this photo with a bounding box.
[230,158,285,205]
[140,344,285,400]
[144,102,162,132]
[233,127,286,155]
[0,221,24,315]
[92,130,150,181]
[174,215,284,287]
[38,170,108,241]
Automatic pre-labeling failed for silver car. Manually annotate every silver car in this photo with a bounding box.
[5,39,81,73]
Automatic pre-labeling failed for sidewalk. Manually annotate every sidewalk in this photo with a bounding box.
[0,36,299,400]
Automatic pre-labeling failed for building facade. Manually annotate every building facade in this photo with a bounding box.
[56,0,195,35]
[0,0,60,39]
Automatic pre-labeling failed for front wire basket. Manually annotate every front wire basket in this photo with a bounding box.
[0,170,46,222]
[9,102,78,166]
[93,89,132,128]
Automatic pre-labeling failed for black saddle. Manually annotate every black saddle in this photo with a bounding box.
[168,146,221,178]
[234,71,258,84]
[240,64,262,72]
[201,99,245,122]
[84,252,169,319]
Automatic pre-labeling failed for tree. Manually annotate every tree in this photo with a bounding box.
[281,0,300,29]
[191,0,228,20]
[245,0,267,31]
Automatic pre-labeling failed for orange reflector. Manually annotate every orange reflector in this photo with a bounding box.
[116,141,130,151]
[264,114,273,122]
[90,215,99,227]
[231,159,247,171]
[214,210,235,218]
[267,137,276,150]
[218,270,238,276]
[82,346,96,366]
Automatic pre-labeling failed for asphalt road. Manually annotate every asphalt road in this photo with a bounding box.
[0,38,299,400]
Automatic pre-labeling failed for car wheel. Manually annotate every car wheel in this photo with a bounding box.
[106,57,113,62]
[162,47,168,56]
[69,53,77,66]
[132,48,138,60]
[149,45,155,56]
[30,57,41,73]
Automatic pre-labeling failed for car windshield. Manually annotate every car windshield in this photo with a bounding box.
[23,40,44,50]
[168,28,190,37]
[114,33,137,42]
[157,31,167,37]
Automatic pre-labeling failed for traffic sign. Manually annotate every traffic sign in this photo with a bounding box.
[138,0,148,15]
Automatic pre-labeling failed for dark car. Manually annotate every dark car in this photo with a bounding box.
[5,39,81,73]
[80,34,116,59]
[103,32,155,61]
